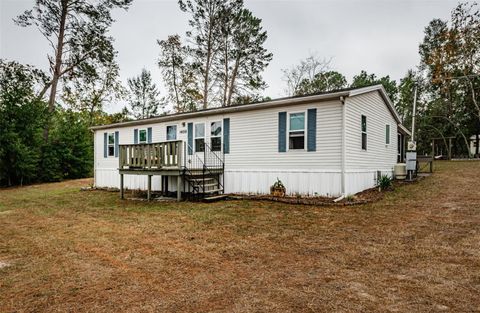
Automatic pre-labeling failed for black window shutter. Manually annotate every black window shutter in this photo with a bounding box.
[103,132,107,158]
[187,123,193,155]
[307,108,317,151]
[278,112,287,152]
[223,118,230,154]
[114,131,119,157]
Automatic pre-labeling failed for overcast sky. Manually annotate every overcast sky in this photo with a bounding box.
[1,0,459,113]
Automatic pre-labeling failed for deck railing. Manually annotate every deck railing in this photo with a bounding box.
[119,140,182,170]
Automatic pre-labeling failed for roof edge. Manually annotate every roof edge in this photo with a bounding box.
[90,84,406,131]
[90,90,350,131]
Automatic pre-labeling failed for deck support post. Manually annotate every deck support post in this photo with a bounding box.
[160,175,163,196]
[147,175,152,201]
[177,175,182,201]
[120,174,124,199]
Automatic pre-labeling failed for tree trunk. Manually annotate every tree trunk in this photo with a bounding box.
[226,57,240,106]
[202,9,216,110]
[431,115,472,158]
[43,0,69,142]
[170,47,180,112]
[467,78,480,123]
[222,33,229,107]
[203,43,212,110]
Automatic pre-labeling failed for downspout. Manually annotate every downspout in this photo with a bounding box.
[334,96,347,202]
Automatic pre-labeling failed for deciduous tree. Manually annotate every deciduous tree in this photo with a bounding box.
[296,71,347,96]
[350,70,398,103]
[281,54,331,96]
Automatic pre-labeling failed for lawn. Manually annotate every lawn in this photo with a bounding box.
[0,161,479,312]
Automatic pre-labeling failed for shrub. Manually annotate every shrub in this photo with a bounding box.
[378,174,393,191]
[270,178,286,196]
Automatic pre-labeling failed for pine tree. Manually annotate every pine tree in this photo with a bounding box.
[127,69,165,119]
[15,0,132,140]
[157,35,201,112]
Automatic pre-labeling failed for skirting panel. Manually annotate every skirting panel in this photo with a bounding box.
[224,170,342,197]
[345,169,394,195]
[95,168,393,197]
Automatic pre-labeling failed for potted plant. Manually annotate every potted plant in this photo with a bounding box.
[270,178,286,197]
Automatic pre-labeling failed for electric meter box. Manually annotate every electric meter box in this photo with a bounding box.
[406,152,417,171]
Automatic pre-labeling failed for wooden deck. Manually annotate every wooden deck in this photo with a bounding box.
[119,141,182,171]
[118,141,224,201]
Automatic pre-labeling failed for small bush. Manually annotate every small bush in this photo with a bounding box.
[270,178,286,197]
[378,174,392,191]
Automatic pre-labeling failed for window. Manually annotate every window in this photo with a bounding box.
[289,112,305,150]
[210,121,222,151]
[194,123,205,152]
[108,132,115,156]
[167,125,177,141]
[361,115,367,150]
[138,129,147,143]
[385,124,390,145]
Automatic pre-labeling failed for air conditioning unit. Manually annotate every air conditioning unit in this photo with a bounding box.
[394,163,407,180]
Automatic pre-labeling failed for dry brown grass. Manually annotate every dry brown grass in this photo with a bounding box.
[0,161,479,312]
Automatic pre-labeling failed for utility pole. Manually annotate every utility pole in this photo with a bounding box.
[411,84,418,142]
[406,83,418,180]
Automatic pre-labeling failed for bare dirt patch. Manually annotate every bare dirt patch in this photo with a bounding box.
[0,162,479,312]
[0,261,10,269]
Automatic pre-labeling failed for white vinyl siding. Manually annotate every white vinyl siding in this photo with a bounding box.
[93,100,343,193]
[345,91,397,170]
[93,91,399,196]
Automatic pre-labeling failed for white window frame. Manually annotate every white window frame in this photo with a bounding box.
[138,128,147,144]
[194,122,205,153]
[210,121,222,152]
[361,115,367,151]
[107,132,115,157]
[166,124,178,141]
[287,111,307,151]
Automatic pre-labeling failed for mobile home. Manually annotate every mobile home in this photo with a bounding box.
[91,85,410,200]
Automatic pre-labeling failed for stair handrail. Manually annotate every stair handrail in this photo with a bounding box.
[183,141,206,170]
[182,141,224,197]
[203,142,224,169]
